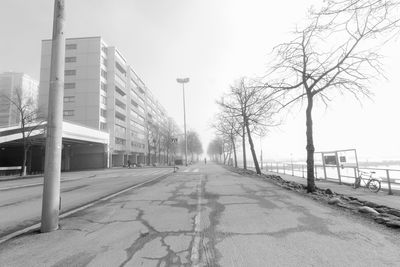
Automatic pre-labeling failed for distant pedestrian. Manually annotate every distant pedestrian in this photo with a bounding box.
[127,160,131,168]
[204,158,207,165]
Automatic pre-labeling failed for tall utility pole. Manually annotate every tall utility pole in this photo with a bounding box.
[176,78,189,166]
[259,135,263,170]
[41,0,65,233]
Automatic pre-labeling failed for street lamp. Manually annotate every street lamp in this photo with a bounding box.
[176,77,189,166]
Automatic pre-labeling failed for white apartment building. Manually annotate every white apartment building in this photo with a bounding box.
[0,72,38,127]
[39,36,172,166]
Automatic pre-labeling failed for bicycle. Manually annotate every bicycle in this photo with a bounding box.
[354,170,382,193]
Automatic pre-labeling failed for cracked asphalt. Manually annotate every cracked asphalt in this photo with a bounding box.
[0,168,172,238]
[0,163,400,266]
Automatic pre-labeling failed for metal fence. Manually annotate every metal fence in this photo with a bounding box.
[255,162,400,195]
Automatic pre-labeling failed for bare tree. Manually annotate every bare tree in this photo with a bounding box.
[145,120,159,165]
[219,78,279,175]
[1,87,43,176]
[207,137,223,162]
[212,107,241,168]
[162,117,179,165]
[269,0,399,192]
[182,130,203,163]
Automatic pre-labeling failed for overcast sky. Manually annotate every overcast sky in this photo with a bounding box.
[0,0,399,162]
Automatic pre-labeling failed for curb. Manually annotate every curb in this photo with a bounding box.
[0,174,43,182]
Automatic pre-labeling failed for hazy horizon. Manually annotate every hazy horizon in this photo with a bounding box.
[1,0,399,162]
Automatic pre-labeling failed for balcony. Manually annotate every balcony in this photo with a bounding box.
[114,144,126,152]
[115,104,126,115]
[115,74,126,88]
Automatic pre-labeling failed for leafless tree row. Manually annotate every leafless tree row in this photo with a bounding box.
[210,0,399,192]
[181,130,203,163]
[146,117,182,166]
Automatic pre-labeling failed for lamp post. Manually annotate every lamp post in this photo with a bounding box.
[176,77,189,166]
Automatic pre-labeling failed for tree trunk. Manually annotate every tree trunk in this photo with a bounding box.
[245,121,261,174]
[306,93,316,192]
[227,150,232,165]
[147,140,151,165]
[231,136,238,168]
[242,124,247,169]
[158,142,161,164]
[22,145,28,176]
[223,148,228,164]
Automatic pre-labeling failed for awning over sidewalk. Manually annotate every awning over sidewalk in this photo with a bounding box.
[0,121,110,173]
[0,121,109,146]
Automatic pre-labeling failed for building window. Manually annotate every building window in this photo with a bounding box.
[138,106,145,114]
[100,82,107,92]
[101,56,107,67]
[100,108,107,118]
[131,131,146,140]
[65,69,76,76]
[64,83,75,89]
[101,46,108,54]
[101,69,107,79]
[131,89,140,99]
[138,97,145,106]
[115,124,126,136]
[115,62,126,76]
[131,99,138,108]
[65,57,77,63]
[66,44,77,50]
[115,86,126,97]
[138,87,145,94]
[101,95,107,105]
[63,96,75,103]
[100,122,107,131]
[130,119,145,132]
[115,99,126,110]
[63,110,74,116]
[115,111,126,122]
[137,115,145,123]
[115,137,126,145]
[130,109,144,123]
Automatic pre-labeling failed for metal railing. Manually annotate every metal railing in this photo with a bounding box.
[259,162,400,195]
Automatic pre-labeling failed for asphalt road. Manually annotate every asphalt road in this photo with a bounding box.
[0,167,173,238]
[0,163,399,266]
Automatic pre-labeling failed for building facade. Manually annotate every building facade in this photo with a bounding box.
[39,36,174,167]
[0,72,39,127]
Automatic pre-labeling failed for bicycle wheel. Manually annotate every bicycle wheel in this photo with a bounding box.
[367,179,381,193]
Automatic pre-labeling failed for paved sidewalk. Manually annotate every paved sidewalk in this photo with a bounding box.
[263,170,400,210]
